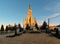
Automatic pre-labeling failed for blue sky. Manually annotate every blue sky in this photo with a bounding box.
[0,0,60,27]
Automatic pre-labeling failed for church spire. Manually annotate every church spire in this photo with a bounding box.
[29,4,32,9]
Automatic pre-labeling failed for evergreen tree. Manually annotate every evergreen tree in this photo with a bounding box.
[56,28,59,36]
[41,21,47,29]
[14,24,17,35]
[18,24,21,32]
[26,24,30,30]
[1,25,4,31]
[5,26,9,31]
[35,23,39,30]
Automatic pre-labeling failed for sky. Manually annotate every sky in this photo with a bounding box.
[0,0,60,27]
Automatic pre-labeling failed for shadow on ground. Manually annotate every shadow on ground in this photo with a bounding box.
[6,33,22,38]
[48,33,60,39]
[52,34,60,39]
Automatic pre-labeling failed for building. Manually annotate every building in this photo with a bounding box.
[49,26,57,30]
[23,5,37,29]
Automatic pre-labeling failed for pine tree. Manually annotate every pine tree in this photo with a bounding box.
[35,23,38,30]
[41,21,47,29]
[26,24,30,30]
[14,24,17,35]
[1,25,4,31]
[18,24,21,32]
[5,26,9,32]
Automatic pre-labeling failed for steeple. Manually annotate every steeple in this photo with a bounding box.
[27,4,32,26]
[23,3,37,29]
[29,4,32,9]
[28,4,32,17]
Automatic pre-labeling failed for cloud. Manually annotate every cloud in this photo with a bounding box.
[48,13,60,19]
[45,2,60,11]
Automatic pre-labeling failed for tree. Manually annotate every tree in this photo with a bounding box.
[14,24,17,35]
[55,28,59,36]
[18,24,22,32]
[26,24,30,30]
[5,26,9,32]
[1,25,4,31]
[41,21,47,29]
[57,25,60,27]
[35,23,39,30]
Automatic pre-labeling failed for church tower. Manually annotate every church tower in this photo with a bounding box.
[23,4,37,29]
[27,5,32,26]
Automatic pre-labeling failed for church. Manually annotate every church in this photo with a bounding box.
[23,5,37,29]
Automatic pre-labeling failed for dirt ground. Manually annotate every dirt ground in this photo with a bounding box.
[0,33,60,44]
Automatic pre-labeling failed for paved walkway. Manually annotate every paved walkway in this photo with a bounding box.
[0,33,60,44]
